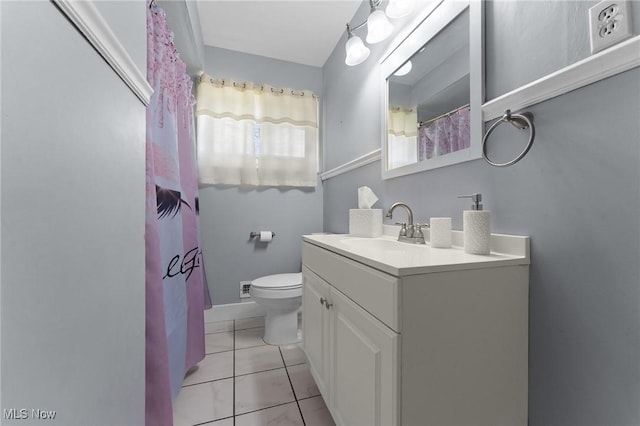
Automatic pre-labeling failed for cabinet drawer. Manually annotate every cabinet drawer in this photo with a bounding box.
[302,242,400,332]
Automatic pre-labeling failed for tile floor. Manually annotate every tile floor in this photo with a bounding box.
[173,316,335,426]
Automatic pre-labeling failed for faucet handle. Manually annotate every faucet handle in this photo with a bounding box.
[395,222,408,236]
[414,223,429,237]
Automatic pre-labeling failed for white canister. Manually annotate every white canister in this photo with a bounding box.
[429,217,452,248]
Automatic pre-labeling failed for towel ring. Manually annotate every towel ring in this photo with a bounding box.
[482,109,535,167]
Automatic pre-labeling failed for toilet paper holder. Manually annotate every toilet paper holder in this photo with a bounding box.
[249,231,276,239]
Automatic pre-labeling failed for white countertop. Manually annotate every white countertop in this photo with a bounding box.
[303,227,530,277]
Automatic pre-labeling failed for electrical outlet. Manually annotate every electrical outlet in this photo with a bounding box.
[240,281,252,299]
[589,0,633,54]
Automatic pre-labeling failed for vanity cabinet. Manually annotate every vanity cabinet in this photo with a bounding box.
[303,265,398,426]
[301,234,529,426]
[301,269,331,397]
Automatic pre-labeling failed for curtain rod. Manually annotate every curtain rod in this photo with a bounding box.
[201,76,319,99]
[419,103,470,127]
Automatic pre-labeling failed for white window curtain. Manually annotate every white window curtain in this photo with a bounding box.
[196,74,319,187]
[388,105,418,169]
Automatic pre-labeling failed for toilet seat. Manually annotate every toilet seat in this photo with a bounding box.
[251,273,302,291]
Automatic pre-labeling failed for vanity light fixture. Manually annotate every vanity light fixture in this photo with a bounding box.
[345,0,415,66]
[385,0,414,19]
[365,6,393,44]
[345,24,371,66]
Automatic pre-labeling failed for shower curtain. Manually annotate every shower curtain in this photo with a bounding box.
[418,106,471,161]
[146,4,212,426]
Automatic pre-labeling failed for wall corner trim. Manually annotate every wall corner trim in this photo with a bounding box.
[482,35,640,121]
[54,0,153,106]
[320,149,382,181]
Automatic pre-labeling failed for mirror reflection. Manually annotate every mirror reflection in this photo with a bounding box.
[386,8,470,171]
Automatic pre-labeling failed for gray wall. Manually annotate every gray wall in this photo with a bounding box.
[322,1,640,425]
[487,0,640,97]
[1,1,146,424]
[200,46,323,305]
[93,0,146,73]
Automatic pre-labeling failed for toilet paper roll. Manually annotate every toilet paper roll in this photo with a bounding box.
[259,231,273,242]
[430,217,452,248]
[463,210,491,254]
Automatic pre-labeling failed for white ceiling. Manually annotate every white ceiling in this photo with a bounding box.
[196,0,363,67]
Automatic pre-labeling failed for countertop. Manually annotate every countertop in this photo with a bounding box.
[303,227,530,277]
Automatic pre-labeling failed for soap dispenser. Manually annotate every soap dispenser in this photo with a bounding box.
[458,193,491,255]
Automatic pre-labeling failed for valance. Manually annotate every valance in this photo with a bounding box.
[197,74,319,128]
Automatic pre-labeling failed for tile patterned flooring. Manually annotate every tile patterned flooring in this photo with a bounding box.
[173,316,335,426]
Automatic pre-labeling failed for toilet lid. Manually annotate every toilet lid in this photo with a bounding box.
[252,272,302,290]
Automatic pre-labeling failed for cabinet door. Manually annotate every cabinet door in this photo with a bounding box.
[329,288,399,426]
[301,267,331,398]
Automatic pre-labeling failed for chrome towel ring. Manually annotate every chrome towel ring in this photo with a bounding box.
[482,109,535,167]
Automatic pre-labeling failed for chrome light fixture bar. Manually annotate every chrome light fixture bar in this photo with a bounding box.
[345,0,414,66]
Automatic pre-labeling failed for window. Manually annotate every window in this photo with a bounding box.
[387,105,418,169]
[196,75,319,187]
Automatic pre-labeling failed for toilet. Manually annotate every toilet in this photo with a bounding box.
[250,272,302,345]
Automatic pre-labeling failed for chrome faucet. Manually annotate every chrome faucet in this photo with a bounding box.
[385,202,426,244]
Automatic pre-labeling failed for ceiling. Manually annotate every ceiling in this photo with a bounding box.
[196,0,363,67]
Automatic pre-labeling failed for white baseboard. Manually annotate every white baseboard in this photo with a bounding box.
[204,301,267,323]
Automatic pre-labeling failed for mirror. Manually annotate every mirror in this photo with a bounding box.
[381,0,483,179]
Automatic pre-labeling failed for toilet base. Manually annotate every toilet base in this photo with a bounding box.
[263,309,300,345]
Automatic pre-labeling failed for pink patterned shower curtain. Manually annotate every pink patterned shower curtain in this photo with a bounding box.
[418,106,471,161]
[146,4,212,426]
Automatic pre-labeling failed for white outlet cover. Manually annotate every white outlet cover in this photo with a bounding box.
[589,0,633,54]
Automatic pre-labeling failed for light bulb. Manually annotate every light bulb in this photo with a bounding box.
[394,60,412,76]
[345,35,370,66]
[366,9,393,44]
[386,0,414,19]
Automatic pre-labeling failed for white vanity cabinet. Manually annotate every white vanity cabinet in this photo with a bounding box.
[328,284,398,426]
[301,233,530,426]
[303,264,399,426]
[301,268,331,397]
